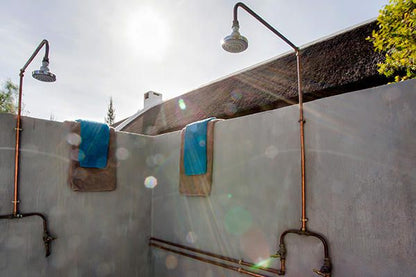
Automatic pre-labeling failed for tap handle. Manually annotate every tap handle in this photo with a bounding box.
[313,269,330,277]
[43,232,56,257]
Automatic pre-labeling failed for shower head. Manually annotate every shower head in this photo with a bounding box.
[32,61,56,82]
[221,21,248,53]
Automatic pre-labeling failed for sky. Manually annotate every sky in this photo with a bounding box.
[0,0,389,123]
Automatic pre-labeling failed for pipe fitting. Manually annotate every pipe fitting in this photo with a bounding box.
[271,243,286,259]
[313,258,331,277]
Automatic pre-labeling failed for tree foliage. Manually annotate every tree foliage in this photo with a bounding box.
[0,79,18,113]
[105,96,116,125]
[368,0,416,82]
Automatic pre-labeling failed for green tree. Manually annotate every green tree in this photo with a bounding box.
[105,96,115,125]
[0,79,18,113]
[368,0,416,82]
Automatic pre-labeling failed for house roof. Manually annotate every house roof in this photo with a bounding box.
[120,20,389,135]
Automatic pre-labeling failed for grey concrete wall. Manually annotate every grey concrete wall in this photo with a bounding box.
[0,114,153,277]
[150,80,416,277]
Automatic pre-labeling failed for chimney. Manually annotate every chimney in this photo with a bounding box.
[143,91,163,110]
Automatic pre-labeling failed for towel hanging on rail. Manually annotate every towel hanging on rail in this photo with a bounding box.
[65,121,117,192]
[179,118,222,196]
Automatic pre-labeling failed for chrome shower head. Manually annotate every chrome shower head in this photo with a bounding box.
[221,21,248,53]
[32,61,56,82]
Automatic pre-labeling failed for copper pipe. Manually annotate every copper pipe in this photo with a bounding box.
[230,3,332,275]
[0,213,55,256]
[233,3,298,51]
[13,72,24,216]
[13,39,50,216]
[0,39,56,257]
[150,237,281,275]
[280,258,285,274]
[279,229,329,259]
[277,229,331,276]
[150,242,275,277]
[232,1,307,233]
[296,51,307,231]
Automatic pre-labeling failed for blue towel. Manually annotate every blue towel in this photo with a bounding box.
[76,120,110,169]
[183,117,215,175]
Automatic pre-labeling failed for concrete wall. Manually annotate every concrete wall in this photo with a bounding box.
[0,80,415,276]
[150,80,416,277]
[0,114,153,277]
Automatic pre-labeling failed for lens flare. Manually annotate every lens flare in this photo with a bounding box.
[224,102,237,116]
[186,231,197,244]
[116,147,130,160]
[144,176,158,189]
[153,153,166,165]
[165,255,178,269]
[240,228,271,264]
[225,206,252,235]
[231,91,243,101]
[178,99,186,110]
[66,132,81,146]
[265,145,278,159]
[253,258,272,269]
[198,139,206,147]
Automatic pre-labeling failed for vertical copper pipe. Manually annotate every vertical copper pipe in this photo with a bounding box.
[12,39,49,216]
[280,258,286,274]
[233,1,308,232]
[296,51,307,231]
[0,39,56,258]
[13,72,24,216]
[229,4,332,275]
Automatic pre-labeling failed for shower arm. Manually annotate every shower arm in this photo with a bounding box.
[0,39,56,257]
[21,39,50,74]
[233,3,298,52]
[232,3,330,276]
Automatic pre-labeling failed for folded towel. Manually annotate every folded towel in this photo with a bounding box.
[76,120,110,169]
[183,117,216,175]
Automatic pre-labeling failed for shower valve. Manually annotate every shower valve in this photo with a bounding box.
[313,269,331,277]
[271,243,286,259]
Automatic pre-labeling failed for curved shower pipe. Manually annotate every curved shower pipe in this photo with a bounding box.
[227,3,332,276]
[0,39,56,257]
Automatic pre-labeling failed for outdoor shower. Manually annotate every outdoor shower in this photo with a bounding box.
[222,2,332,276]
[149,3,332,276]
[0,39,56,257]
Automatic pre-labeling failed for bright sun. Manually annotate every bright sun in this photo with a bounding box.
[124,7,169,61]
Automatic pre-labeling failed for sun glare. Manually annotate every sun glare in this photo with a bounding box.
[124,7,169,61]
